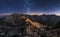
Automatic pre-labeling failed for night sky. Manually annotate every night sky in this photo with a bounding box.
[0,0,60,15]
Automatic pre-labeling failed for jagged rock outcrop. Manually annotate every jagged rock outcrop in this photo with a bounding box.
[0,14,47,37]
[0,14,60,37]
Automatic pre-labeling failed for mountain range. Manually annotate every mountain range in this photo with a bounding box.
[0,13,60,37]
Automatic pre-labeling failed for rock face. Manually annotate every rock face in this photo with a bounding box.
[0,14,60,37]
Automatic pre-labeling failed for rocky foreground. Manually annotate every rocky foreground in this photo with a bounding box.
[0,14,60,37]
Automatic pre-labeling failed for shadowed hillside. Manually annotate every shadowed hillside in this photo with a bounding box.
[0,13,60,37]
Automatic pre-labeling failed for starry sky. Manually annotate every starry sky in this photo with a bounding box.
[0,0,60,15]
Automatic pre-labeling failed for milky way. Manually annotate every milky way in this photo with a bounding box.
[0,0,60,15]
